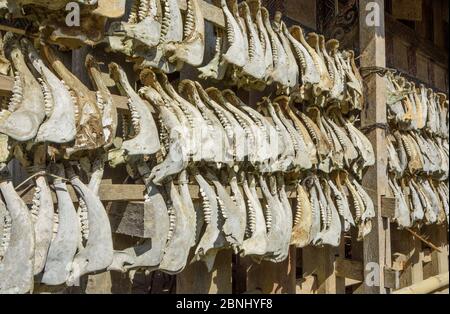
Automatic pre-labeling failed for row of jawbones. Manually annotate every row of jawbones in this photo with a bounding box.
[109,0,364,109]
[0,34,374,294]
[385,72,449,229]
[0,160,374,294]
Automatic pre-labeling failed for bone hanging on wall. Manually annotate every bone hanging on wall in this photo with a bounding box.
[384,72,449,229]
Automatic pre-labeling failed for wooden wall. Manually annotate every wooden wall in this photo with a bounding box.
[386,0,449,92]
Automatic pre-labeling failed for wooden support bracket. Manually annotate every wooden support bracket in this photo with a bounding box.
[381,196,396,219]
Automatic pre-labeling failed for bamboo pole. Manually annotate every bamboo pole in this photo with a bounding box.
[392,272,449,294]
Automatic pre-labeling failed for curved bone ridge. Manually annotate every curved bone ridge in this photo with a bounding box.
[66,166,113,286]
[139,86,189,184]
[160,74,216,162]
[193,172,226,271]
[259,175,286,261]
[241,174,268,257]
[238,1,265,81]
[86,55,118,149]
[198,28,229,80]
[42,45,104,153]
[0,198,10,261]
[165,0,205,68]
[109,162,170,272]
[23,39,77,144]
[221,0,247,68]
[291,182,312,248]
[31,173,54,275]
[273,16,299,88]
[109,62,160,156]
[134,0,182,73]
[261,8,289,87]
[158,180,193,274]
[0,169,35,294]
[206,169,244,253]
[41,164,79,286]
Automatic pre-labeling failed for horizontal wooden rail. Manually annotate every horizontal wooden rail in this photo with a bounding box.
[0,73,130,110]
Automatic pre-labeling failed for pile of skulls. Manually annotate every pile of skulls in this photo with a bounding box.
[385,72,449,229]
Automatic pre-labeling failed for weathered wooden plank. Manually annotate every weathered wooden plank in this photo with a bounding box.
[19,183,147,204]
[335,258,364,283]
[0,73,130,110]
[432,0,446,49]
[386,14,448,66]
[381,196,396,218]
[391,228,422,289]
[425,225,449,277]
[176,250,233,294]
[359,0,391,294]
[246,246,297,294]
[384,268,400,290]
[302,245,339,294]
[0,73,13,96]
[392,0,422,21]
[296,275,317,294]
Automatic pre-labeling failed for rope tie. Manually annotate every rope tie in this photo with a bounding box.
[360,122,390,135]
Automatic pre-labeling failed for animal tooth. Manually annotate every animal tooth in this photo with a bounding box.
[0,34,46,141]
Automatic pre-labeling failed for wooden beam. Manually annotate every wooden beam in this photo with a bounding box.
[302,245,340,294]
[246,246,297,294]
[359,0,391,294]
[432,0,446,49]
[0,73,14,97]
[19,183,146,204]
[335,258,364,283]
[0,73,130,110]
[176,249,233,294]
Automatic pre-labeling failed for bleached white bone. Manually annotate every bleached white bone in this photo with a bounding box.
[109,62,160,156]
[41,164,79,286]
[0,170,34,294]
[166,0,205,68]
[0,34,45,141]
[23,39,76,144]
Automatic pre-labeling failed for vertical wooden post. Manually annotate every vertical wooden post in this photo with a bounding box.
[359,0,391,294]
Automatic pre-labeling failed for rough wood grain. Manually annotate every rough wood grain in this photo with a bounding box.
[176,250,233,294]
[246,246,297,294]
[359,0,391,294]
[335,257,364,283]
